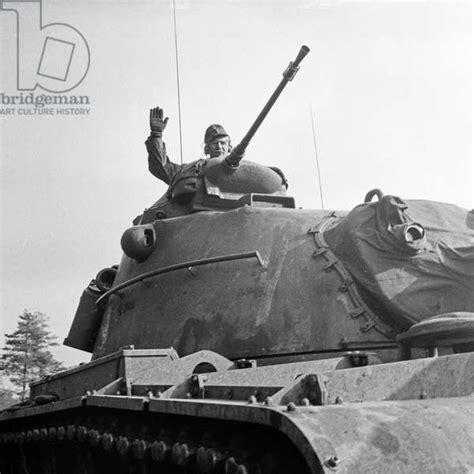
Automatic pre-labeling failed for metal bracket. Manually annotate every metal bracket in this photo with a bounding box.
[191,374,207,399]
[323,256,338,271]
[282,62,300,81]
[361,321,376,333]
[350,308,366,319]
[312,248,327,258]
[302,374,329,405]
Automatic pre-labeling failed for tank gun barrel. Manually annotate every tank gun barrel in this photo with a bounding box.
[226,45,310,167]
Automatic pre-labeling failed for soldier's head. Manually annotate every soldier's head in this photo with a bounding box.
[204,124,232,159]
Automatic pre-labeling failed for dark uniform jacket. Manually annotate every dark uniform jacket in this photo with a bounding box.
[145,134,207,199]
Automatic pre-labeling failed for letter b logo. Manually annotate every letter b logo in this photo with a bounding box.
[1,0,90,92]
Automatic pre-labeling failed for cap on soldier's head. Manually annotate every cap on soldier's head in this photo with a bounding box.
[204,124,228,144]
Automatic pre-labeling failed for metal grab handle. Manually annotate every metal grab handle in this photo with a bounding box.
[96,251,264,305]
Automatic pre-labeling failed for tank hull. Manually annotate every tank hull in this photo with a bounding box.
[1,348,473,473]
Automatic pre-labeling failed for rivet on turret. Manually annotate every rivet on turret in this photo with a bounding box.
[264,396,274,406]
[335,396,343,404]
[301,398,311,406]
[286,402,297,412]
[247,395,257,404]
[325,456,341,470]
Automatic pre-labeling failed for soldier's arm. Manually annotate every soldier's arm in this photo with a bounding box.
[145,107,180,184]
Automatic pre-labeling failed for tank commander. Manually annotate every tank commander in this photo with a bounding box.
[145,106,236,191]
[145,106,287,200]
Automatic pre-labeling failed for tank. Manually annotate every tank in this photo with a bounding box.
[1,47,474,473]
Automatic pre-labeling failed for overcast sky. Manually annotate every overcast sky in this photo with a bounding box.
[1,0,472,367]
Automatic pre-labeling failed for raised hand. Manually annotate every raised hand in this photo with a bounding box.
[149,107,169,134]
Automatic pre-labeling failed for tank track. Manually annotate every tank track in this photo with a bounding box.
[0,405,311,474]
